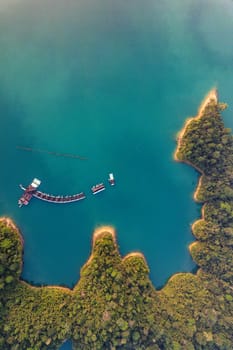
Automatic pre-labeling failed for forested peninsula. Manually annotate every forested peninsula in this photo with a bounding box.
[0,90,233,349]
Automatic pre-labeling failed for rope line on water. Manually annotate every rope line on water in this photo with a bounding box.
[16,146,87,160]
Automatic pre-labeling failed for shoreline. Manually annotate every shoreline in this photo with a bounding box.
[191,204,206,233]
[173,89,219,279]
[0,216,20,232]
[82,225,117,269]
[122,251,146,262]
[188,241,198,252]
[93,226,146,262]
[174,88,218,202]
[173,89,218,274]
[174,87,218,164]
[1,221,148,292]
[93,225,116,245]
[21,280,72,294]
[0,216,24,245]
[83,226,148,272]
[164,272,194,285]
[0,216,72,294]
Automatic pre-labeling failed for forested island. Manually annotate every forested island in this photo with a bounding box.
[0,90,233,349]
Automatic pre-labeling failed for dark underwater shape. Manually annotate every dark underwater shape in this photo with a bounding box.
[0,91,233,349]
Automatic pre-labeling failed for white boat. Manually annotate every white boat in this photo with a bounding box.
[108,173,115,186]
[18,178,41,207]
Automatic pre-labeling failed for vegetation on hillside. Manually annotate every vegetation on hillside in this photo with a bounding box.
[176,98,233,284]
[0,92,232,349]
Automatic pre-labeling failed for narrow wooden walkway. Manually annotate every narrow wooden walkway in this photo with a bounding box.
[19,185,86,203]
[33,191,86,203]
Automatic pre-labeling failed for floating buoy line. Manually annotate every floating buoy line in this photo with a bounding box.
[16,146,87,160]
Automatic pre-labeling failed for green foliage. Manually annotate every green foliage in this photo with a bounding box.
[177,98,233,284]
[0,222,22,293]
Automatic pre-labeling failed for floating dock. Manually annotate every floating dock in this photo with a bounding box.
[33,191,86,203]
[91,183,106,194]
[18,173,115,207]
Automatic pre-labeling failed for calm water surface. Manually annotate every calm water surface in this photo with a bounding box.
[0,1,233,348]
[59,341,72,350]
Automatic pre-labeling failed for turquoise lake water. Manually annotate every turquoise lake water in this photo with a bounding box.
[0,1,233,348]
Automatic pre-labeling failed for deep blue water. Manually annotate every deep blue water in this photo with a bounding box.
[0,1,233,349]
[59,341,72,350]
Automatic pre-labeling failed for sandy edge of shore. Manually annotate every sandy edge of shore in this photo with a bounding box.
[174,87,218,163]
[83,226,147,271]
[93,225,116,245]
[167,89,218,284]
[174,88,218,201]
[122,251,147,262]
[93,226,146,260]
[0,216,23,244]
[164,272,195,284]
[0,216,72,293]
[1,222,147,292]
[188,203,207,253]
[174,88,218,200]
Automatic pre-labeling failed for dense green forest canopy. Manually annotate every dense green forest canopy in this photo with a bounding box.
[0,92,233,349]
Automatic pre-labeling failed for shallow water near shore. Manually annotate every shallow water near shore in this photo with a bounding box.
[0,1,233,348]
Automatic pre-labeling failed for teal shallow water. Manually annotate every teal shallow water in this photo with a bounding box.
[0,1,233,341]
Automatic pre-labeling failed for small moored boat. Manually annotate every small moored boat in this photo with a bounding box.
[18,178,41,207]
[108,173,115,186]
[91,183,105,195]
